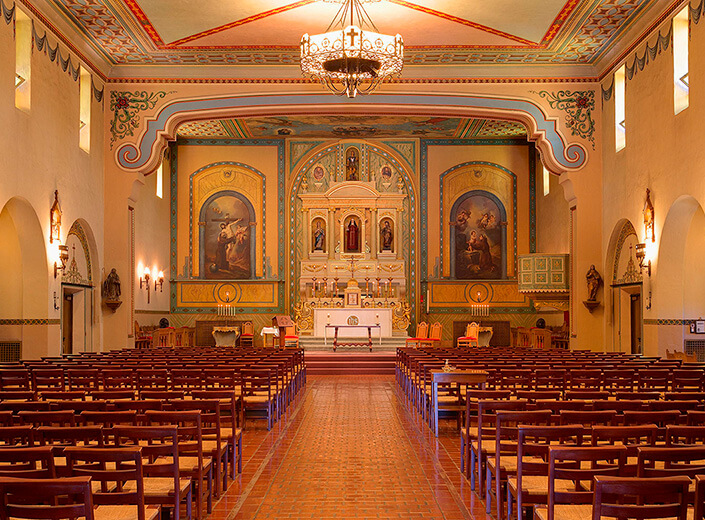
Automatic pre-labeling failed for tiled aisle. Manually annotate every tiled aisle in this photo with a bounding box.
[213,375,493,520]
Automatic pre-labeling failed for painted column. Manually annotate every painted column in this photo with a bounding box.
[370,208,377,257]
[328,209,335,258]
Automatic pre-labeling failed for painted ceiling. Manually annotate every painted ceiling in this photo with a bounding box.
[44,0,664,70]
[175,116,528,139]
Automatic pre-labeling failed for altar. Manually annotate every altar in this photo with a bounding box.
[313,308,392,337]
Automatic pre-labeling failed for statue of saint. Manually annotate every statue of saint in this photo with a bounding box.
[380,220,393,251]
[346,219,359,252]
[313,221,326,251]
[586,264,602,301]
[346,149,359,181]
[102,268,121,301]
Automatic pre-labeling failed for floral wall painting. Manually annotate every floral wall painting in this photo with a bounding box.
[199,192,256,279]
[450,191,507,279]
[312,218,326,252]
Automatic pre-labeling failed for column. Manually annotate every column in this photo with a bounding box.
[328,208,336,259]
[370,208,377,257]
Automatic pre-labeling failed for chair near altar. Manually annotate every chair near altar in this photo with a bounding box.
[405,322,429,348]
[457,322,479,348]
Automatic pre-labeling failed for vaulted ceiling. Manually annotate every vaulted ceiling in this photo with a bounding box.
[43,0,670,76]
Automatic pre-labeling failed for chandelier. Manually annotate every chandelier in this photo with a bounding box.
[300,0,403,98]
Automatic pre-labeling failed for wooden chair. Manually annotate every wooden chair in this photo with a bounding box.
[114,426,192,520]
[35,426,104,476]
[79,410,138,445]
[405,321,429,348]
[0,446,56,478]
[191,390,243,475]
[282,324,300,349]
[241,368,276,430]
[152,328,175,348]
[0,476,95,520]
[531,328,553,349]
[457,322,480,348]
[0,426,35,447]
[591,475,690,520]
[240,321,254,348]
[591,425,658,476]
[533,445,627,520]
[65,446,161,520]
[516,327,531,347]
[419,322,442,348]
[145,411,212,520]
[31,369,65,392]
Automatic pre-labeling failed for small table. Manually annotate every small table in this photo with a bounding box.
[325,324,382,352]
[430,369,488,436]
[260,327,279,347]
[212,326,240,347]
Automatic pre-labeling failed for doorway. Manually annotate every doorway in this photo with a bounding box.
[630,293,642,354]
[61,285,94,355]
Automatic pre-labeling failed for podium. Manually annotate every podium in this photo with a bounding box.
[272,315,295,348]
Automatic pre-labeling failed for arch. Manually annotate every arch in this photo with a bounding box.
[0,197,50,359]
[657,196,705,330]
[198,190,257,279]
[115,93,588,174]
[606,219,640,285]
[449,190,508,279]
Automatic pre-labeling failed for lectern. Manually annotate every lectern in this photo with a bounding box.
[272,315,295,348]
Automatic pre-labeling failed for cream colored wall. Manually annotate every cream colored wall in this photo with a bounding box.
[0,8,105,358]
[601,14,705,356]
[536,166,570,254]
[134,167,171,324]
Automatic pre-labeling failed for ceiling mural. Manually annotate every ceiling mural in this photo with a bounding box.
[175,116,528,139]
[44,0,663,69]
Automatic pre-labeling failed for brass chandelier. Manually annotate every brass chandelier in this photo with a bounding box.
[300,0,403,98]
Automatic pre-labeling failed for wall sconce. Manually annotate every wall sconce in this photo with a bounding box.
[140,267,151,304]
[155,271,164,292]
[54,244,69,278]
[635,243,651,277]
[49,190,61,244]
[643,188,655,243]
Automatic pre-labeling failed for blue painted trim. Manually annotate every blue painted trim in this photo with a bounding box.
[117,94,587,171]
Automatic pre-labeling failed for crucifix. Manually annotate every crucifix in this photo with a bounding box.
[346,27,359,46]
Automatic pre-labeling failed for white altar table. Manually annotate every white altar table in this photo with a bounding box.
[313,308,392,337]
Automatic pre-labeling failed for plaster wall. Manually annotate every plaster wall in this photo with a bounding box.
[601,15,705,356]
[0,8,105,358]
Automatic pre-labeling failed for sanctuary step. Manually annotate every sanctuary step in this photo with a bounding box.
[304,351,396,375]
[299,336,405,352]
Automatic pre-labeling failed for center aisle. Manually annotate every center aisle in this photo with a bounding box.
[214,375,492,520]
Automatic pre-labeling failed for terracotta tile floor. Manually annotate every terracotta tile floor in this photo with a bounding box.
[214,375,493,520]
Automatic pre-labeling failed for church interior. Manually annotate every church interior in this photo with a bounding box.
[2,0,705,518]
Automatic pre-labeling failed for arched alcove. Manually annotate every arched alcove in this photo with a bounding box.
[656,196,705,356]
[0,197,50,359]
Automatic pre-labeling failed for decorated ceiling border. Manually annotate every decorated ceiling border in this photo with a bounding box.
[1,0,104,99]
[45,0,659,66]
[113,93,589,175]
[169,139,286,314]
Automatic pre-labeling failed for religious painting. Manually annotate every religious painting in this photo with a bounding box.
[201,193,254,279]
[344,215,361,253]
[311,218,326,253]
[381,165,392,181]
[379,218,394,252]
[312,165,325,182]
[450,192,505,280]
[345,147,359,181]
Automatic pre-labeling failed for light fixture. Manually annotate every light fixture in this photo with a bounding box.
[155,270,164,292]
[300,0,403,98]
[643,188,655,242]
[49,190,61,244]
[15,74,25,88]
[680,72,689,87]
[140,267,151,304]
[635,243,651,277]
[54,244,69,278]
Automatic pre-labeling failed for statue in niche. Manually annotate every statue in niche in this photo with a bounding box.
[313,220,326,251]
[380,220,394,251]
[586,264,602,301]
[346,148,359,181]
[346,218,360,252]
[102,268,121,301]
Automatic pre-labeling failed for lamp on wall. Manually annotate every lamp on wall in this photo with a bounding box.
[643,188,655,242]
[140,267,151,304]
[635,242,651,277]
[54,244,69,278]
[155,271,164,292]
